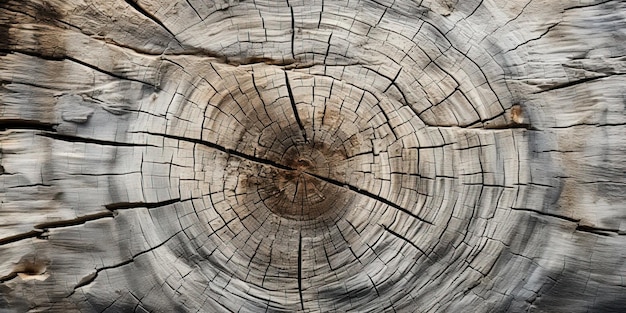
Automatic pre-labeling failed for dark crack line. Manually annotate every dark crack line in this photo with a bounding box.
[38,132,158,147]
[468,0,484,17]
[532,74,620,94]
[298,232,304,311]
[482,123,534,130]
[564,0,614,11]
[292,175,301,203]
[104,198,182,211]
[323,32,332,64]
[184,0,202,20]
[251,72,271,119]
[511,207,580,223]
[0,119,58,132]
[124,0,181,43]
[35,211,114,230]
[417,20,505,109]
[367,274,380,297]
[0,230,43,246]
[382,67,402,93]
[434,124,533,132]
[376,7,388,26]
[417,50,482,124]
[550,122,626,129]
[506,22,561,53]
[382,225,432,261]
[576,225,624,237]
[0,272,18,284]
[66,171,141,177]
[284,71,309,143]
[1,49,158,88]
[129,292,148,313]
[290,6,296,59]
[306,172,433,225]
[500,0,532,29]
[135,131,433,225]
[68,230,183,297]
[0,211,116,246]
[131,132,293,171]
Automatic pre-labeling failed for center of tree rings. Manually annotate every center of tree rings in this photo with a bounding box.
[268,142,344,220]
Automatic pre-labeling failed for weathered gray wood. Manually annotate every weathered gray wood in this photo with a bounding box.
[1,0,625,312]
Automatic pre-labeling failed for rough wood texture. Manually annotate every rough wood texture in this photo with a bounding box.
[1,0,625,312]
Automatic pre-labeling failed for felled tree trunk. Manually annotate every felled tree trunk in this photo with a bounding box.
[1,0,625,312]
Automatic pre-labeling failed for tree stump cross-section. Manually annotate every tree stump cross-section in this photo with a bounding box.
[1,0,625,312]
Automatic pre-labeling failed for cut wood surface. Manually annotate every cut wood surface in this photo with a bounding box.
[1,0,625,312]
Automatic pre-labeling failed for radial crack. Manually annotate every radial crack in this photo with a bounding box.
[39,132,158,147]
[104,198,182,211]
[0,119,58,132]
[68,230,183,297]
[184,0,202,20]
[290,6,296,59]
[298,232,304,311]
[0,272,18,283]
[506,22,561,53]
[135,131,433,225]
[0,230,43,246]
[35,211,114,230]
[511,207,580,223]
[576,225,624,236]
[1,211,115,246]
[133,131,293,171]
[564,0,613,11]
[306,172,433,225]
[124,0,181,43]
[532,75,612,94]
[1,49,158,87]
[382,225,432,261]
[284,72,309,143]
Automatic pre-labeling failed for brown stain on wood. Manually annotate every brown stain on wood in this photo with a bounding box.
[510,105,525,124]
[11,255,50,281]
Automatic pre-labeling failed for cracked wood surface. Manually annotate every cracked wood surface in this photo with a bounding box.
[1,0,625,312]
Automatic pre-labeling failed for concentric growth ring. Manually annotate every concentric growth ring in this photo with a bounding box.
[31,1,553,312]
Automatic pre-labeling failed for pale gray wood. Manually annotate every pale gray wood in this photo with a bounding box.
[1,0,625,312]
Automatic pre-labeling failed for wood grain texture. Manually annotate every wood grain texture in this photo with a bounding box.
[1,0,625,312]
